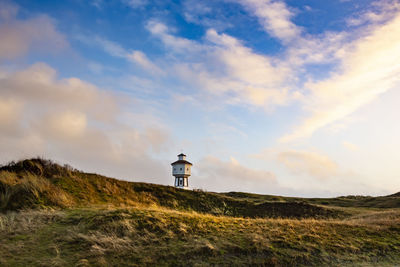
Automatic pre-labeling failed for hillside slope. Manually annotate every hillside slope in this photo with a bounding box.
[0,158,342,219]
[224,191,400,209]
[1,158,400,266]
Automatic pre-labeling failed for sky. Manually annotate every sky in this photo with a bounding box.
[1,0,400,197]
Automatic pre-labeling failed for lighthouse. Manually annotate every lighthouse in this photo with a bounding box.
[171,153,192,189]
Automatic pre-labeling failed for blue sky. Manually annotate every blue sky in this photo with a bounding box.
[1,0,400,197]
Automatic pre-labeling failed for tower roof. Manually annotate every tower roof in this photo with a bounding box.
[177,153,186,157]
[171,159,192,166]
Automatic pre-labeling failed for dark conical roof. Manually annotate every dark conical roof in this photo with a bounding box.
[172,153,191,165]
[171,159,192,166]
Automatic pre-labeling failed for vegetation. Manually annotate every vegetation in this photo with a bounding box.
[1,158,400,266]
[223,192,400,209]
[0,158,343,218]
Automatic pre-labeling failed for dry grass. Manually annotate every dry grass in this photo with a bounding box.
[0,171,75,211]
[343,209,400,229]
[0,209,63,233]
[0,159,344,219]
[1,207,400,266]
[2,158,400,266]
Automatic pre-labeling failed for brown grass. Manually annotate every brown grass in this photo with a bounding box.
[2,158,400,265]
[2,207,400,266]
[0,158,344,219]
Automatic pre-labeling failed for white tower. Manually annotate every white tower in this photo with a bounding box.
[171,153,192,189]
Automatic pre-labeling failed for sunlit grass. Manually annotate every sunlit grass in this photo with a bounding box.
[1,207,400,266]
[1,158,400,265]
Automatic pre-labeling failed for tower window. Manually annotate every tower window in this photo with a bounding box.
[180,168,182,170]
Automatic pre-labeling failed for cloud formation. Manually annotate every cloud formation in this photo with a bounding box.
[0,63,118,120]
[127,50,164,75]
[73,0,400,146]
[0,2,67,60]
[146,20,293,109]
[346,0,400,26]
[237,0,301,43]
[277,150,338,179]
[281,12,400,142]
[194,156,277,193]
[77,35,162,76]
[0,63,171,184]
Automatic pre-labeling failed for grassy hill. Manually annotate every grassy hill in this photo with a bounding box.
[1,158,400,266]
[0,158,343,218]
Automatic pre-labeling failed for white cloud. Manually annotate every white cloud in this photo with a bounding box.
[280,12,400,142]
[141,13,356,115]
[182,0,232,30]
[15,0,398,156]
[92,36,128,58]
[0,63,172,184]
[39,111,87,139]
[237,0,348,67]
[77,35,163,76]
[127,50,164,75]
[0,63,118,121]
[194,156,277,193]
[205,29,286,86]
[236,0,301,43]
[204,29,291,107]
[346,0,400,27]
[147,21,293,109]
[183,0,211,18]
[123,2,400,146]
[0,3,67,60]
[277,150,338,179]
[146,20,202,53]
[250,147,380,196]
[0,98,22,135]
